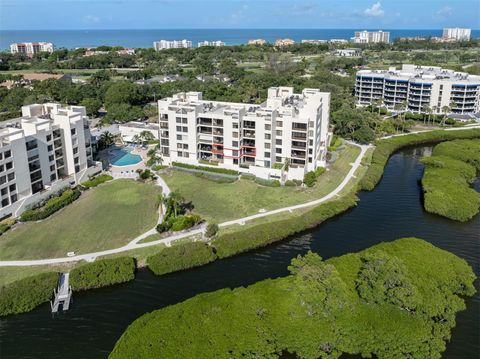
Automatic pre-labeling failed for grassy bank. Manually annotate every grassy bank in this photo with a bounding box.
[360,129,480,191]
[164,145,360,222]
[110,238,476,359]
[0,180,160,260]
[421,140,480,222]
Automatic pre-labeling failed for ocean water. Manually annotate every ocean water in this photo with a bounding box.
[1,29,479,50]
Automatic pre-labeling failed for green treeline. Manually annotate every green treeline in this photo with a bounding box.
[110,238,476,359]
[0,272,59,316]
[69,257,136,291]
[421,140,480,222]
[360,129,480,191]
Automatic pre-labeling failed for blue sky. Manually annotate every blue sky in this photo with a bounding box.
[0,0,478,30]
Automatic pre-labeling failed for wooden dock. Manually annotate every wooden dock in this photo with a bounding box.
[50,273,72,313]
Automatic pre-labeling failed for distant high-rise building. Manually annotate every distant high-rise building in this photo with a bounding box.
[442,28,471,41]
[198,40,225,48]
[352,30,390,44]
[153,40,192,51]
[10,42,54,57]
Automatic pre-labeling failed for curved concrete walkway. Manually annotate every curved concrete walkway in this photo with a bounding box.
[0,142,382,267]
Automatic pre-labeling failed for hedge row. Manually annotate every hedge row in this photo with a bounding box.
[0,272,59,317]
[81,174,113,189]
[254,177,281,187]
[212,193,359,259]
[360,129,480,191]
[172,162,239,176]
[20,189,81,222]
[147,241,217,276]
[69,257,136,291]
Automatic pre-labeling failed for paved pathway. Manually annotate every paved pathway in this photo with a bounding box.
[5,125,478,268]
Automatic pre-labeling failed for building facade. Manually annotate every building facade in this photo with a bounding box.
[0,104,101,219]
[158,87,331,181]
[198,41,225,47]
[153,40,192,51]
[355,64,480,115]
[274,39,295,46]
[10,42,54,57]
[248,39,267,45]
[352,31,390,44]
[335,48,362,57]
[442,28,471,41]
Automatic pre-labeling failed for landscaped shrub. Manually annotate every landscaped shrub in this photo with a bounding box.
[212,194,358,259]
[315,167,326,177]
[137,168,157,181]
[152,165,167,171]
[360,129,480,191]
[172,162,239,176]
[69,257,136,291]
[147,241,217,276]
[303,171,316,187]
[285,179,303,187]
[81,174,113,189]
[20,189,81,222]
[0,218,15,236]
[0,272,59,316]
[240,173,256,181]
[254,177,281,187]
[170,214,201,232]
[205,223,219,238]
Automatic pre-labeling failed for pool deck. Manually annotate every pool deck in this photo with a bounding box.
[99,145,149,174]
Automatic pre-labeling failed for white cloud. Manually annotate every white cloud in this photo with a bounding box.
[363,2,384,17]
[433,6,452,19]
[83,14,101,24]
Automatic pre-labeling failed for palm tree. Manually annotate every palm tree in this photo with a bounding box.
[98,131,115,149]
[441,105,451,126]
[421,104,431,125]
[373,98,383,115]
[168,192,184,218]
[431,106,438,126]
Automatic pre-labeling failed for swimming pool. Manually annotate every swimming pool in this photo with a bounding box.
[109,147,143,166]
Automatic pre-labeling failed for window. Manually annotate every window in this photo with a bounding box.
[176,117,182,123]
[232,141,239,147]
[5,162,12,170]
[48,145,53,152]
[265,143,271,149]
[276,148,282,154]
[1,188,7,196]
[265,134,271,140]
[49,155,55,162]
[0,153,3,160]
[264,152,270,158]
[276,130,282,136]
[276,139,282,145]
[265,124,271,131]
[176,125,182,132]
[233,132,238,138]
[182,118,188,124]
[183,144,188,149]
[75,165,80,173]
[46,134,52,142]
[50,174,56,181]
[275,156,282,163]
[50,165,56,171]
[4,150,11,158]
[276,121,283,127]
[7,173,14,181]
[233,123,239,129]
[182,126,188,133]
[309,130,314,137]
[183,152,189,158]
[0,165,3,172]
[9,184,15,192]
[309,149,313,154]
[1,198,9,208]
[264,160,271,168]
[10,194,17,204]
[73,147,78,155]
[309,140,313,146]
[0,176,5,185]
[176,135,182,141]
[71,128,76,135]
[178,151,183,157]
[74,157,79,164]
[309,158,313,163]
[233,159,239,165]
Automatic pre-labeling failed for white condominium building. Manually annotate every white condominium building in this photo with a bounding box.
[352,30,390,44]
[0,104,101,219]
[248,39,267,45]
[198,40,225,47]
[443,28,471,41]
[355,64,480,115]
[153,40,192,51]
[10,42,54,57]
[158,87,331,181]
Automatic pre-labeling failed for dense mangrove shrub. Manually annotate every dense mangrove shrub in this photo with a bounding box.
[20,189,81,222]
[110,238,476,359]
[81,174,113,188]
[0,272,59,316]
[360,129,480,191]
[421,140,480,222]
[70,257,136,291]
[147,241,217,276]
[213,194,358,259]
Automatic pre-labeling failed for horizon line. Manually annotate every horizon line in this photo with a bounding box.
[2,27,479,31]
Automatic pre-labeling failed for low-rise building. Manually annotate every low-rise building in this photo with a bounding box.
[443,28,471,41]
[335,48,362,57]
[158,87,332,181]
[153,40,192,51]
[248,39,267,45]
[118,122,160,143]
[355,64,480,115]
[10,42,54,57]
[198,40,225,47]
[301,39,328,44]
[0,104,101,219]
[275,38,295,47]
[352,30,390,44]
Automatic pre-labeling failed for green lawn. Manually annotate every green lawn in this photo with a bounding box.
[163,145,361,223]
[0,180,160,260]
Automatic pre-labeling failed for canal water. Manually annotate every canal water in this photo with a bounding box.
[1,147,479,359]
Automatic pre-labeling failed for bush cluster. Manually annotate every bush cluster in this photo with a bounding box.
[81,174,113,189]
[172,162,239,176]
[0,272,59,317]
[69,257,136,291]
[240,173,256,181]
[284,179,302,186]
[0,218,15,236]
[147,241,217,276]
[20,189,81,222]
[157,214,201,233]
[360,129,480,191]
[254,177,281,187]
[213,194,358,259]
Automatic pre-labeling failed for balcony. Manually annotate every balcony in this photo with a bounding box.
[291,151,306,159]
[243,130,255,138]
[292,132,307,141]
